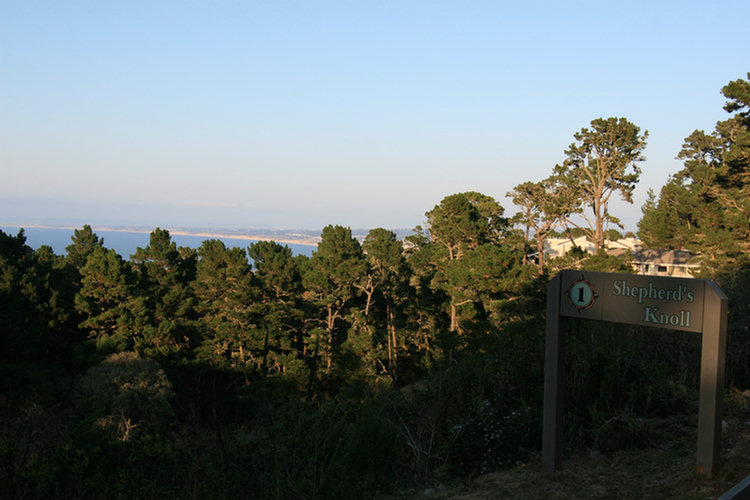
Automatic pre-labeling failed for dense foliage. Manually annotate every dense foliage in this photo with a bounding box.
[639,72,750,269]
[2,74,749,499]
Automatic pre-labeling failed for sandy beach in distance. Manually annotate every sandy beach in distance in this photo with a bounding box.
[4,224,321,247]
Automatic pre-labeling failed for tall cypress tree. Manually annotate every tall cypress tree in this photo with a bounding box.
[508,176,574,275]
[555,117,648,252]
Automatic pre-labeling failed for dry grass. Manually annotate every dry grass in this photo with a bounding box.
[385,407,750,500]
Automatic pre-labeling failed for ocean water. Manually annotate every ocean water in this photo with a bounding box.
[1,226,316,259]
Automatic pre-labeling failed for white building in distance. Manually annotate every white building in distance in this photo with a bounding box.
[538,237,700,277]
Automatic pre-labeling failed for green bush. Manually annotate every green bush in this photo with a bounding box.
[74,352,175,441]
[264,399,401,500]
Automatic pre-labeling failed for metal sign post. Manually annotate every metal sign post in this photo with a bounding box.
[543,270,728,477]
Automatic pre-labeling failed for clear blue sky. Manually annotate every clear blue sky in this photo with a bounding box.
[1,0,748,231]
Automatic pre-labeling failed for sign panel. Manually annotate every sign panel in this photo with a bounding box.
[558,270,705,333]
[544,270,727,477]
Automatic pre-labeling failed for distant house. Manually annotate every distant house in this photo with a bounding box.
[631,249,700,277]
[540,236,640,259]
[604,237,641,256]
[534,236,700,277]
[542,236,594,258]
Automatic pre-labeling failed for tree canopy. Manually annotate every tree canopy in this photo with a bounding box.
[555,117,648,252]
[638,72,750,269]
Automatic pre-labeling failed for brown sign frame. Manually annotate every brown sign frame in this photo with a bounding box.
[543,270,728,477]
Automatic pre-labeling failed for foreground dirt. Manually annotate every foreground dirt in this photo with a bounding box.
[387,414,750,500]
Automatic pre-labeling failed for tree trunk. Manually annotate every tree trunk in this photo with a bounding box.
[450,303,459,333]
[594,181,605,253]
[523,225,530,266]
[326,304,335,374]
[363,276,374,316]
[386,298,398,384]
[305,330,319,401]
[536,233,546,276]
[262,327,270,379]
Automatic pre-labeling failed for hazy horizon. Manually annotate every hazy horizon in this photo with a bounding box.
[0,217,416,235]
[2,1,749,233]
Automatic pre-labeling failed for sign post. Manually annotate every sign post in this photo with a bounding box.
[543,270,728,476]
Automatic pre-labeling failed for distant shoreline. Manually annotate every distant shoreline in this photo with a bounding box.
[1,224,321,247]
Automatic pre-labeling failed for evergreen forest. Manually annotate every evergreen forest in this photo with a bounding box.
[1,74,749,500]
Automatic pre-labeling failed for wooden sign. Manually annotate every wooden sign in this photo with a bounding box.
[559,271,705,332]
[543,270,728,477]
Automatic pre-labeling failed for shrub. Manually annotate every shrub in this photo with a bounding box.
[74,352,174,441]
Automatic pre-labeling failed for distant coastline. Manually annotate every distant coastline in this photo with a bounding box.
[1,223,416,247]
[2,223,322,247]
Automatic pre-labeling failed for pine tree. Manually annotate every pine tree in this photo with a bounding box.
[1,230,76,365]
[361,228,412,383]
[65,225,104,270]
[422,192,510,334]
[303,225,367,381]
[75,246,148,353]
[130,228,197,356]
[248,240,307,378]
[193,239,260,368]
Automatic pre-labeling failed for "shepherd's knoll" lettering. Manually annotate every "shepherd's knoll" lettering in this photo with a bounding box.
[611,279,695,305]
[610,279,698,329]
[643,307,692,328]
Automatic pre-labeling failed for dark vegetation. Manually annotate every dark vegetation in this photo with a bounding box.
[1,74,749,499]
